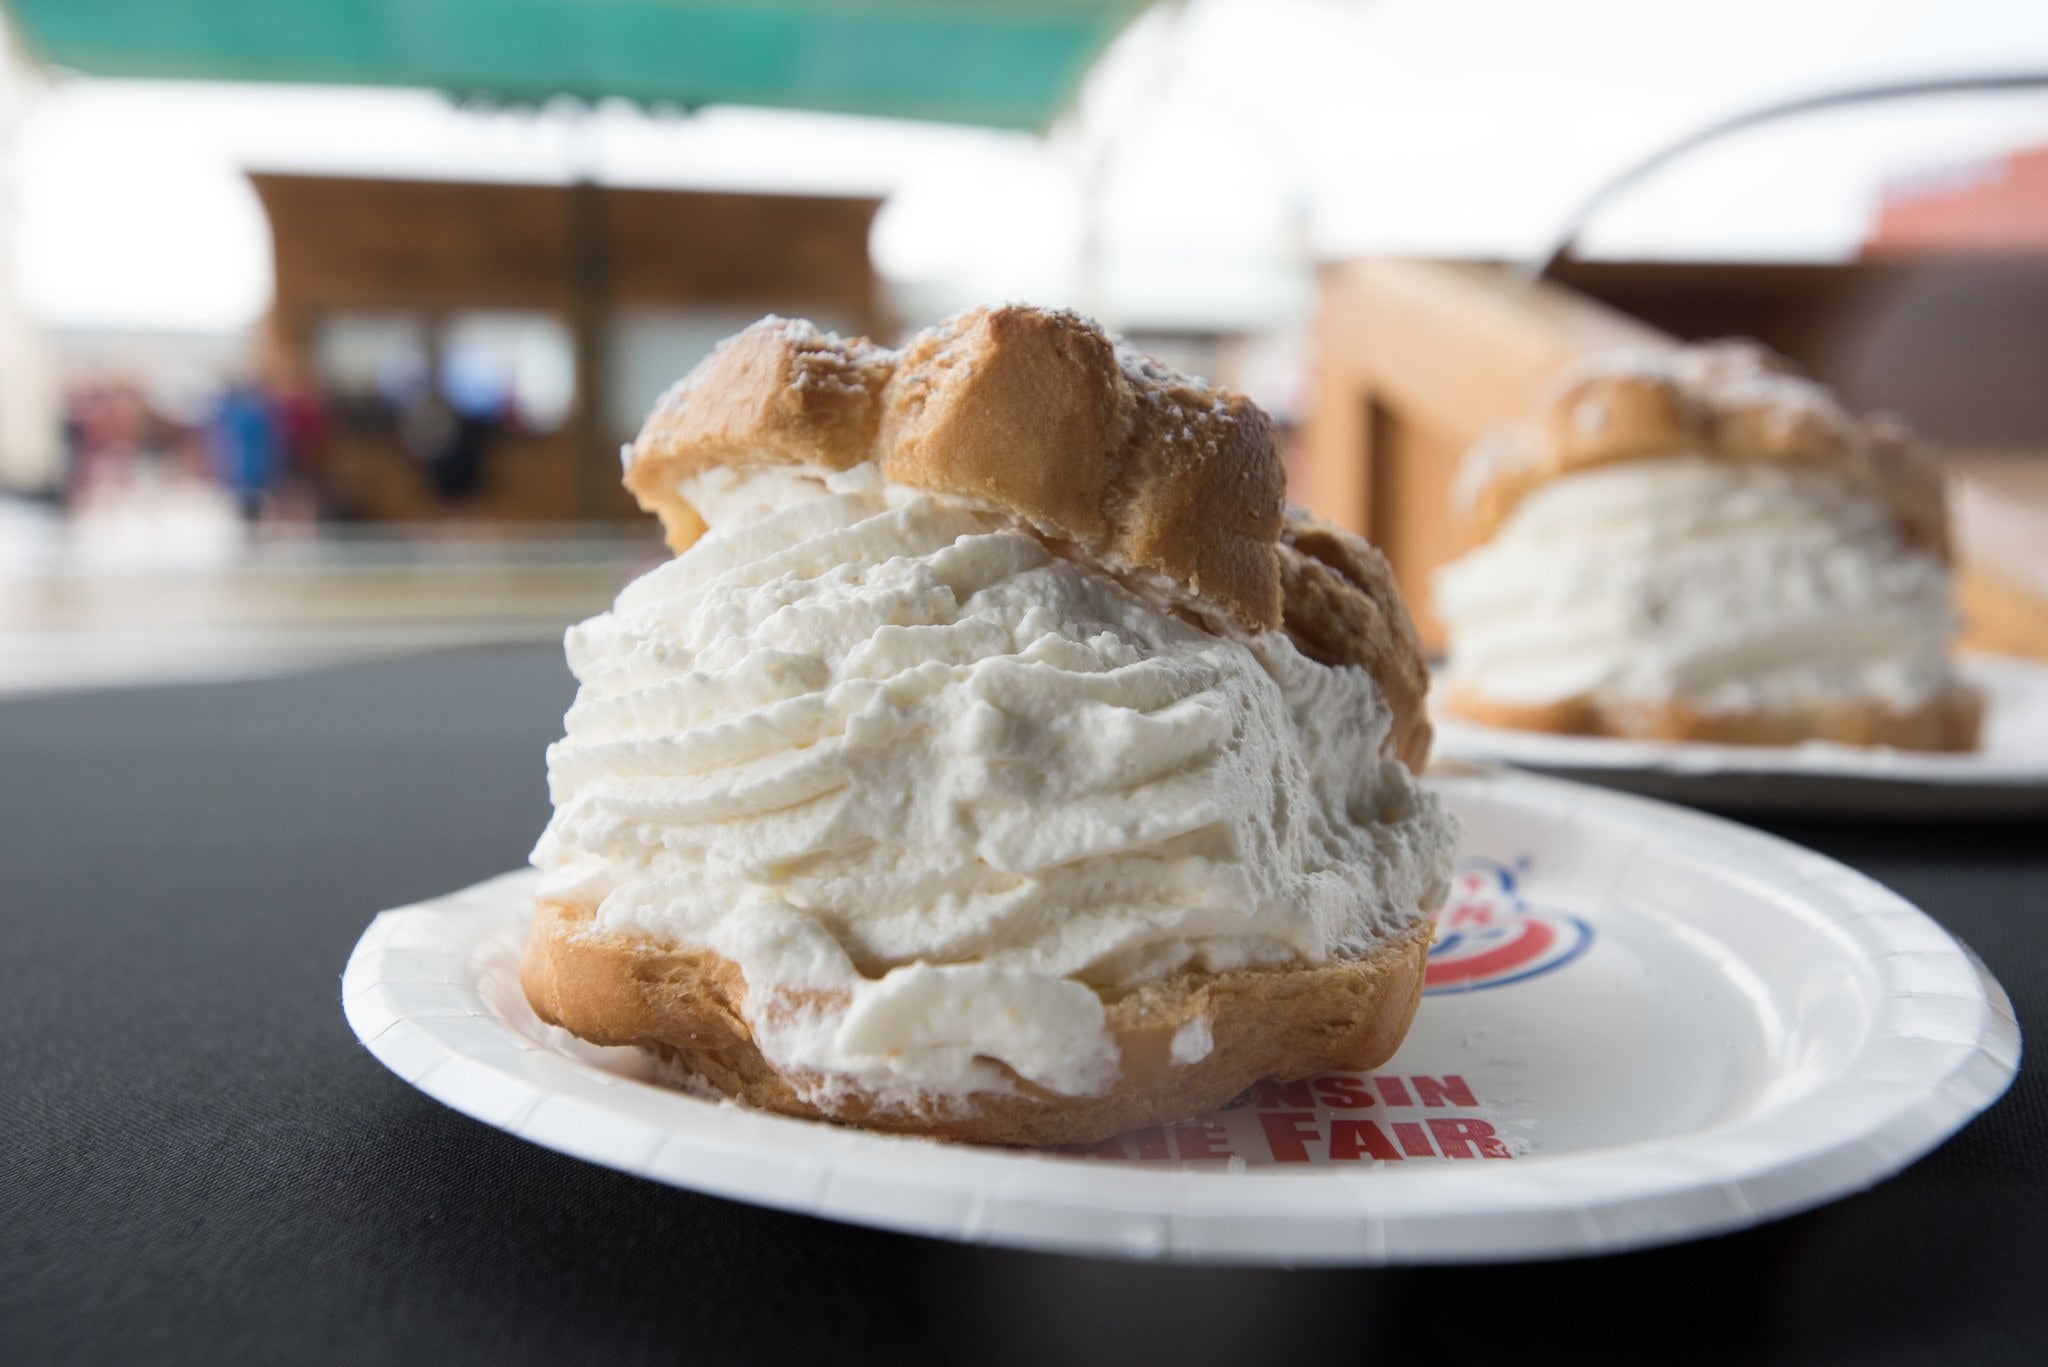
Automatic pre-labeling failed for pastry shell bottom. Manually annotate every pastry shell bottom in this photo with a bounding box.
[1446,685,1983,752]
[521,899,1433,1147]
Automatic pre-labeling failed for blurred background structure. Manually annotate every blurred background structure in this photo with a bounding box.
[2,0,2046,692]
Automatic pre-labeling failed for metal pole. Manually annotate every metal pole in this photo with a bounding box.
[566,172,613,521]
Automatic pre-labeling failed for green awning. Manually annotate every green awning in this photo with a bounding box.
[3,1,1151,130]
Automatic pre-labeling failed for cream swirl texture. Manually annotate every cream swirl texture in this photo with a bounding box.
[1435,456,1960,713]
[533,465,1454,1104]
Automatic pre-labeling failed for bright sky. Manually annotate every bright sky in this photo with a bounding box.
[6,0,2048,333]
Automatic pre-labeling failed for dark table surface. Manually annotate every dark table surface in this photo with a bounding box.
[4,645,2043,1367]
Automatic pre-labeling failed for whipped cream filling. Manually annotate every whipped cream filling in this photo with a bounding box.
[1435,456,1960,713]
[533,463,1454,1106]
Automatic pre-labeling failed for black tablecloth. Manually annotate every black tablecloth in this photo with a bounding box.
[4,646,2043,1366]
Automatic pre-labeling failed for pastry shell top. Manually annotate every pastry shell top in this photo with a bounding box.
[1454,339,1951,557]
[623,305,1432,773]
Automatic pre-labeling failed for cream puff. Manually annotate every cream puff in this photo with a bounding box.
[521,306,1457,1145]
[1435,340,1979,750]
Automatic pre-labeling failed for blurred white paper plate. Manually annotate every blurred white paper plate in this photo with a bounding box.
[1432,653,2048,817]
[343,771,2017,1266]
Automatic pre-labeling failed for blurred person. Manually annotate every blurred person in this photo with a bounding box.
[430,341,512,511]
[396,384,459,502]
[62,378,151,502]
[213,377,281,525]
[392,360,508,516]
[269,363,333,522]
[59,381,90,501]
[428,408,497,509]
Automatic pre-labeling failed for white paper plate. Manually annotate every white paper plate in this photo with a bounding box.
[1432,653,2048,817]
[342,771,2018,1265]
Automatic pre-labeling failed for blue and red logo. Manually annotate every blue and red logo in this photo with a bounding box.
[1424,856,1592,994]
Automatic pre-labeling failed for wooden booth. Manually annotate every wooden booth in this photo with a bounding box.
[252,174,884,522]
[1298,256,2048,656]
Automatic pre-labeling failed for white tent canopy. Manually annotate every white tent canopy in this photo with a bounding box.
[8,0,2048,335]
